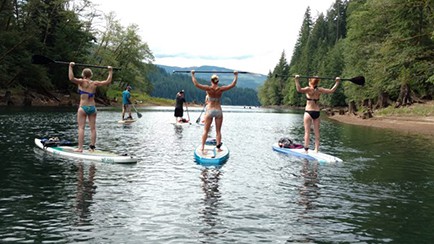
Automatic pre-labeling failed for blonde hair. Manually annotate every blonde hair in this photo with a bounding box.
[211,74,219,83]
[82,68,93,79]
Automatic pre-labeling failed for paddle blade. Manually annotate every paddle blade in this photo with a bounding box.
[137,112,142,118]
[348,76,365,86]
[31,55,54,65]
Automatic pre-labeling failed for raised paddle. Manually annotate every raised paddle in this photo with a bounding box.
[132,104,142,118]
[275,74,365,86]
[31,55,121,70]
[173,70,254,74]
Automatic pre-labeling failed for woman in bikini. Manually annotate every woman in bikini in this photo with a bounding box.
[191,70,238,152]
[69,62,113,152]
[295,75,340,153]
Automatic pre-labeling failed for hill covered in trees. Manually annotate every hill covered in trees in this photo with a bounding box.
[157,65,267,90]
[259,0,434,113]
[147,66,260,106]
[0,0,261,107]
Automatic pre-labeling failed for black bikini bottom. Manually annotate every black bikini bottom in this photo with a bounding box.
[305,110,320,120]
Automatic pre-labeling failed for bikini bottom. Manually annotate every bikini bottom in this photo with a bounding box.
[305,110,320,120]
[81,105,97,115]
[207,109,222,118]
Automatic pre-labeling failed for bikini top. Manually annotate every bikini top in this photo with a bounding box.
[79,89,95,98]
[306,86,319,102]
[306,97,319,103]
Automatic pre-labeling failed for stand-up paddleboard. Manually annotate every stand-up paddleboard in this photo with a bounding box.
[194,139,229,165]
[118,119,136,124]
[171,121,191,126]
[35,138,137,164]
[272,143,342,163]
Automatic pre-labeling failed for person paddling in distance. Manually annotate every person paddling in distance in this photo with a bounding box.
[174,90,188,123]
[191,70,238,152]
[122,85,133,120]
[295,75,340,153]
[69,62,113,152]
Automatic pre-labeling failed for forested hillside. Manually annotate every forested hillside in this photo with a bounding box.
[147,67,260,106]
[157,64,267,90]
[0,0,261,106]
[259,0,434,112]
[0,0,155,104]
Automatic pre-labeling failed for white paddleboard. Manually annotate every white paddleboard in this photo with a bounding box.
[194,143,229,165]
[171,121,192,126]
[35,138,137,164]
[118,119,136,124]
[272,143,342,163]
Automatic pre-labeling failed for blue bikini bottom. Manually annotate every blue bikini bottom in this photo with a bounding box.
[81,105,97,115]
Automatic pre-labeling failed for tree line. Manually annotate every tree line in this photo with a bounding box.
[259,0,434,112]
[0,0,155,101]
[148,67,260,106]
[0,0,260,106]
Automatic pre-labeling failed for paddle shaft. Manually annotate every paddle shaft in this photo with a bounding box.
[196,103,206,123]
[173,70,250,74]
[132,104,142,118]
[58,61,121,70]
[298,76,349,81]
[32,55,121,70]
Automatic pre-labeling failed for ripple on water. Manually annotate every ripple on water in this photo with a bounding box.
[1,108,434,243]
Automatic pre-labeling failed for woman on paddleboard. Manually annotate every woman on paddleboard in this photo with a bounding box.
[191,70,238,152]
[69,62,113,152]
[295,75,340,153]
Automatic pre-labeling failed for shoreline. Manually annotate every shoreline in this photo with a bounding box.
[328,114,434,138]
[2,89,433,138]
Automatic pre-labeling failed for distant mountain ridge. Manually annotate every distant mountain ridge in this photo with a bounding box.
[157,64,267,90]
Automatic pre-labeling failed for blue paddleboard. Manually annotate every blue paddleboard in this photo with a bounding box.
[194,141,229,165]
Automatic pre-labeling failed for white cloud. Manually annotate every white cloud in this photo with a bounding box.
[91,0,335,74]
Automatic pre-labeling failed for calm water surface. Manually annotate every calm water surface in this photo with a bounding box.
[0,106,433,243]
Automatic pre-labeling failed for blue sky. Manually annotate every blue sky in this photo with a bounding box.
[91,0,335,75]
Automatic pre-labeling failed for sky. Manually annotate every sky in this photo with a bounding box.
[90,0,335,75]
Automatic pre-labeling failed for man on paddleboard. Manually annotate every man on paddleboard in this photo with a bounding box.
[174,90,188,123]
[69,62,113,152]
[122,85,133,120]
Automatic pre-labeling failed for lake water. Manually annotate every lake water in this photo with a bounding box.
[1,106,433,243]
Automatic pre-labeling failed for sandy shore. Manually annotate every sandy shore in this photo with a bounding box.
[328,114,434,138]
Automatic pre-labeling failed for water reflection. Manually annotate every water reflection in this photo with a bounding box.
[199,167,222,236]
[173,124,184,138]
[75,163,96,226]
[298,160,319,213]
